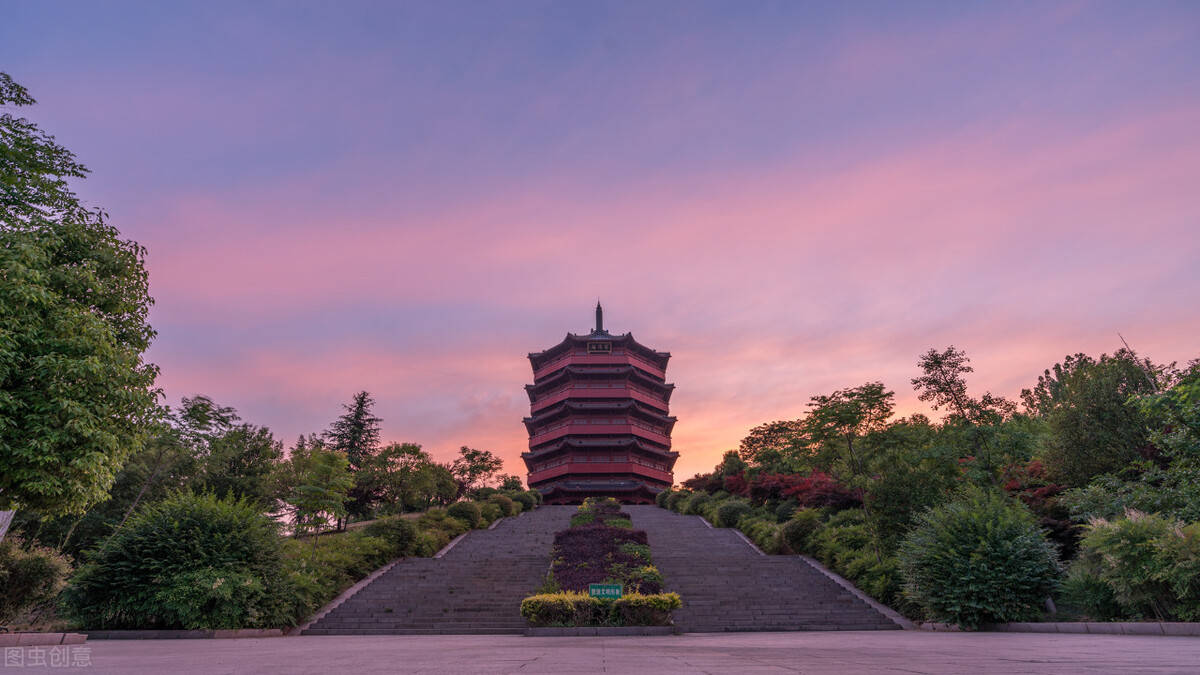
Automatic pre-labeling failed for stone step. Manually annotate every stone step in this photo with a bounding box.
[305,504,903,635]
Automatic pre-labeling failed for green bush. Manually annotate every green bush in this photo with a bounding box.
[489,494,518,517]
[0,537,70,625]
[775,500,799,523]
[478,501,503,525]
[739,517,782,554]
[446,501,482,528]
[528,489,543,505]
[899,488,1060,630]
[510,491,537,512]
[61,492,296,629]
[416,508,471,549]
[655,490,672,508]
[1065,512,1200,621]
[781,508,823,554]
[603,517,633,529]
[715,500,752,528]
[683,492,712,516]
[361,516,419,558]
[665,491,690,512]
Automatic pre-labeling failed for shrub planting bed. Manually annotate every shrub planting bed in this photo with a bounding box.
[521,498,681,627]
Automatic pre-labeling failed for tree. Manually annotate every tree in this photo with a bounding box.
[450,447,503,496]
[271,439,353,549]
[801,382,896,561]
[498,475,524,491]
[358,442,459,512]
[0,73,158,539]
[1022,350,1160,487]
[324,391,383,521]
[912,346,1017,482]
[737,419,807,471]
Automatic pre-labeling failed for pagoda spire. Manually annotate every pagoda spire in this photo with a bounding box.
[595,301,603,332]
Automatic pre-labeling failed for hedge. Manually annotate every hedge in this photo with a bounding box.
[520,592,682,627]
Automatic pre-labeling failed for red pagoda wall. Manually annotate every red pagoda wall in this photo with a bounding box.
[522,304,677,504]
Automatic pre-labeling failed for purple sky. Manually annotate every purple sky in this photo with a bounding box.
[5,1,1199,480]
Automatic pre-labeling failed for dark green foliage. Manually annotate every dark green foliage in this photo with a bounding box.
[1,73,158,517]
[715,500,751,528]
[654,489,671,508]
[1023,351,1159,487]
[0,537,70,625]
[666,491,690,512]
[488,494,518,517]
[324,391,383,520]
[738,516,782,554]
[446,501,482,529]
[683,491,711,515]
[61,492,295,629]
[478,501,502,525]
[509,491,537,512]
[774,500,798,522]
[415,508,471,552]
[781,508,823,554]
[361,516,419,558]
[899,488,1060,629]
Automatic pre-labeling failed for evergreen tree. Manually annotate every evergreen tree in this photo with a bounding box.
[324,391,383,522]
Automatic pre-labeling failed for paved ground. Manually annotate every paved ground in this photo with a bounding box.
[13,632,1199,674]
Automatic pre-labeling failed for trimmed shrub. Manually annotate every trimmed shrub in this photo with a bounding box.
[603,517,633,529]
[527,489,543,505]
[683,492,712,516]
[715,500,752,528]
[665,491,690,513]
[738,517,782,554]
[61,492,295,629]
[0,537,70,626]
[612,592,682,626]
[520,591,603,626]
[446,501,482,528]
[654,489,672,508]
[478,501,502,525]
[520,592,680,627]
[416,508,471,548]
[781,508,823,554]
[362,516,419,558]
[899,488,1060,630]
[510,491,537,512]
[489,494,518,517]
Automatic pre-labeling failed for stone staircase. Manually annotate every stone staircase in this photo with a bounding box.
[626,505,903,632]
[301,504,902,635]
[302,506,573,635]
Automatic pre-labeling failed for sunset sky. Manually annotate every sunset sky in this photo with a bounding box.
[5,1,1199,481]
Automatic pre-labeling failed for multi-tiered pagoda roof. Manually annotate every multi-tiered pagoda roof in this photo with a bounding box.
[522,304,677,504]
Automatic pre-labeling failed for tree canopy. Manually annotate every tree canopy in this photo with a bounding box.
[0,72,158,527]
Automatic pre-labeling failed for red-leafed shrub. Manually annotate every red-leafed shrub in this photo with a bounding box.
[722,473,748,497]
[780,471,861,510]
[1002,460,1080,559]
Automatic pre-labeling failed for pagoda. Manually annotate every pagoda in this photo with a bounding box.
[522,304,677,504]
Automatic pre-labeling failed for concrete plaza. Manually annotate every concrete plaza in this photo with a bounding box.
[15,631,1200,674]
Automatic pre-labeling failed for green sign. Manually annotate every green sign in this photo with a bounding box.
[589,584,623,599]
